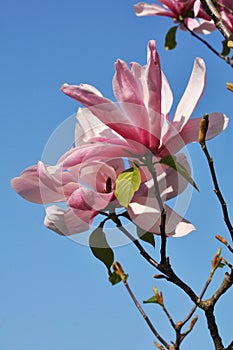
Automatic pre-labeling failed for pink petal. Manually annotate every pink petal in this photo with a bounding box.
[158,153,191,200]
[180,112,229,145]
[145,41,163,150]
[193,19,216,34]
[62,142,141,168]
[44,205,94,235]
[68,187,113,211]
[62,83,143,143]
[172,58,206,130]
[11,165,44,204]
[146,40,162,115]
[162,112,228,155]
[134,2,174,17]
[113,60,150,146]
[127,199,195,237]
[75,107,124,146]
[11,164,76,204]
[161,72,173,116]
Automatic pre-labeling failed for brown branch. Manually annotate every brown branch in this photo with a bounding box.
[112,214,199,305]
[113,262,171,350]
[200,0,233,46]
[204,306,225,350]
[145,154,167,264]
[200,141,233,241]
[182,20,233,67]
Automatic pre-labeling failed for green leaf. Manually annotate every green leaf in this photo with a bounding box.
[89,227,114,270]
[165,26,178,50]
[143,296,158,304]
[159,155,199,191]
[114,165,141,207]
[108,271,129,285]
[221,39,231,56]
[137,227,155,248]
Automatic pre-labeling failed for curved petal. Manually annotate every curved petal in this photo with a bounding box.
[162,112,228,155]
[158,153,191,200]
[68,187,113,211]
[145,41,163,150]
[161,72,173,116]
[61,83,132,139]
[180,112,229,145]
[11,165,44,204]
[62,142,141,168]
[146,40,162,115]
[127,199,195,237]
[75,107,124,146]
[134,2,174,17]
[172,58,206,130]
[193,19,216,34]
[11,164,75,204]
[44,205,95,235]
[113,59,150,146]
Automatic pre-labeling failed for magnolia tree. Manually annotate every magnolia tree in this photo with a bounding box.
[11,1,233,349]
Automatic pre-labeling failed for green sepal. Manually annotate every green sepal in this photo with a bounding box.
[221,39,231,56]
[159,155,199,191]
[137,227,155,248]
[165,26,178,50]
[114,164,141,207]
[89,227,114,270]
[143,296,158,304]
[108,271,129,286]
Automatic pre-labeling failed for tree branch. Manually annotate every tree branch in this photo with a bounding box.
[200,0,233,46]
[200,139,233,241]
[182,20,233,67]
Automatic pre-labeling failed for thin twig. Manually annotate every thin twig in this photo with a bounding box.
[110,212,159,269]
[113,262,171,350]
[145,154,167,264]
[200,142,233,241]
[124,281,171,349]
[216,235,233,253]
[182,21,233,67]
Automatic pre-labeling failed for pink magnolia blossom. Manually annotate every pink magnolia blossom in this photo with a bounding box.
[11,159,124,235]
[134,1,215,33]
[11,143,194,237]
[11,41,228,238]
[61,40,228,164]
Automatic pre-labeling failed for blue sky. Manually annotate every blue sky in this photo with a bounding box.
[1,1,233,349]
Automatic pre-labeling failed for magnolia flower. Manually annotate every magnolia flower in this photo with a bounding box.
[11,143,194,237]
[134,1,215,33]
[12,40,228,239]
[61,40,227,165]
[11,159,125,235]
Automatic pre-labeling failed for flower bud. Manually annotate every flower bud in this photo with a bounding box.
[198,114,209,146]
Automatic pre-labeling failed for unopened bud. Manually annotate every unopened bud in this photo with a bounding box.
[226,82,233,91]
[153,286,163,306]
[211,248,222,272]
[215,235,228,246]
[112,262,127,282]
[198,114,209,146]
[189,315,198,331]
[154,341,165,350]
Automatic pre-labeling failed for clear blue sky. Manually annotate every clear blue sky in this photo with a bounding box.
[1,1,233,349]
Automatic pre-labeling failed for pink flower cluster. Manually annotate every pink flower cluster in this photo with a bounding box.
[134,0,215,33]
[11,41,228,238]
